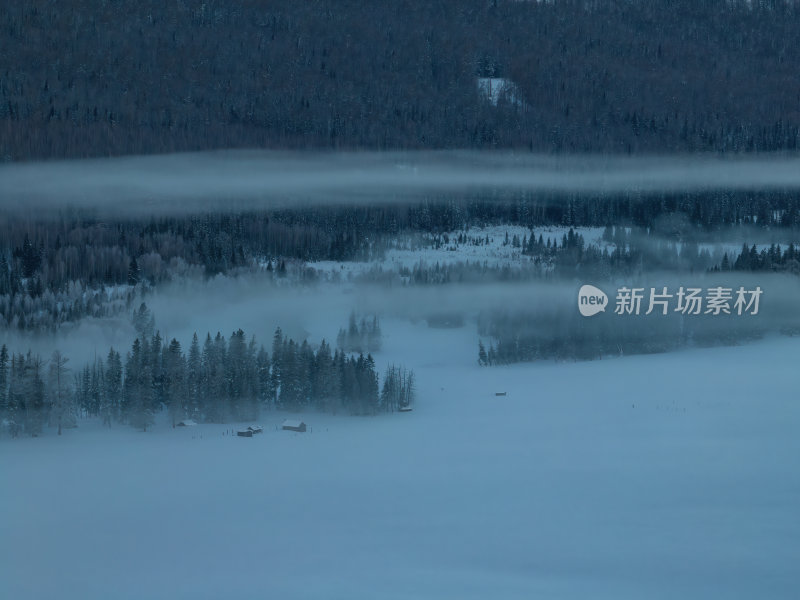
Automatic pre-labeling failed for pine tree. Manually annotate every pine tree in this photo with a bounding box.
[212,332,228,421]
[89,357,104,417]
[381,366,396,413]
[367,315,382,353]
[362,354,379,414]
[256,345,271,410]
[131,303,155,339]
[151,332,165,409]
[186,333,201,420]
[0,345,8,430]
[245,335,259,417]
[270,328,283,406]
[478,340,488,366]
[164,339,186,427]
[401,369,415,409]
[105,348,123,425]
[312,339,335,411]
[200,333,216,422]
[126,337,155,432]
[48,350,71,435]
[0,254,10,295]
[7,354,22,437]
[22,352,46,436]
[127,256,140,286]
[20,233,41,278]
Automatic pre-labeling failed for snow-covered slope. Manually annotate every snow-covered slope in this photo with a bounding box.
[2,328,798,599]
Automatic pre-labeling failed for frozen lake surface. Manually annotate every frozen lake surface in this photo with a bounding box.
[2,330,799,599]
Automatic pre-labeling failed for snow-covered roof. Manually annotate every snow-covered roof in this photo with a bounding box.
[282,419,305,428]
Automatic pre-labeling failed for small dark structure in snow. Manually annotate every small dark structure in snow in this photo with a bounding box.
[236,429,253,437]
[495,392,507,397]
[398,406,413,412]
[282,419,307,433]
[247,425,263,434]
[176,419,197,427]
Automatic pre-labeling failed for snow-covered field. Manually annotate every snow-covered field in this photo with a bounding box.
[307,225,800,281]
[308,225,608,279]
[2,321,799,599]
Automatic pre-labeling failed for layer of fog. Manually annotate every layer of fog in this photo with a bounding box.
[5,270,799,366]
[4,150,800,216]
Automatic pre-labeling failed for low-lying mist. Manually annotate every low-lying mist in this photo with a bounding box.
[5,270,799,367]
[4,150,800,216]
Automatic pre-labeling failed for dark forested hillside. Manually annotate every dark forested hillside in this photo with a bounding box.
[2,0,799,161]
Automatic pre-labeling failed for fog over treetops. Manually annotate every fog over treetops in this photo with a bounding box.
[4,151,800,215]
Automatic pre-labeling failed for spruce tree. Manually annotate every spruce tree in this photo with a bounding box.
[105,349,123,425]
[0,345,8,429]
[186,334,202,420]
[256,345,271,410]
[49,351,71,435]
[478,340,488,366]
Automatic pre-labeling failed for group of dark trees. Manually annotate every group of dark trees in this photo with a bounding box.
[0,309,415,438]
[0,211,381,293]
[3,1,800,160]
[0,346,74,437]
[3,190,799,286]
[476,300,780,366]
[714,243,800,274]
[337,312,382,354]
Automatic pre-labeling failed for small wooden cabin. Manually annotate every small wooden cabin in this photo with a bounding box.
[282,419,307,433]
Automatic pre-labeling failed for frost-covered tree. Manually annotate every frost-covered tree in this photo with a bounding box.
[165,338,186,427]
[0,344,8,431]
[131,303,155,339]
[380,365,416,412]
[48,350,72,435]
[20,352,46,436]
[104,348,123,426]
[186,333,202,421]
[125,338,154,432]
[256,345,271,410]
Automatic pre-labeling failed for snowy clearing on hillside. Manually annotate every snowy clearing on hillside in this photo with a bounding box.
[305,225,800,282]
[2,331,799,599]
[307,225,609,280]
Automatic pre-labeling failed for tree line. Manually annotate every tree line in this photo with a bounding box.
[3,192,799,292]
[4,193,800,335]
[713,243,800,274]
[0,309,415,438]
[475,280,800,365]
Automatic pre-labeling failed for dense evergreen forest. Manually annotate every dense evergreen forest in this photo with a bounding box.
[0,305,415,438]
[2,0,800,161]
[2,191,800,333]
[3,190,800,288]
